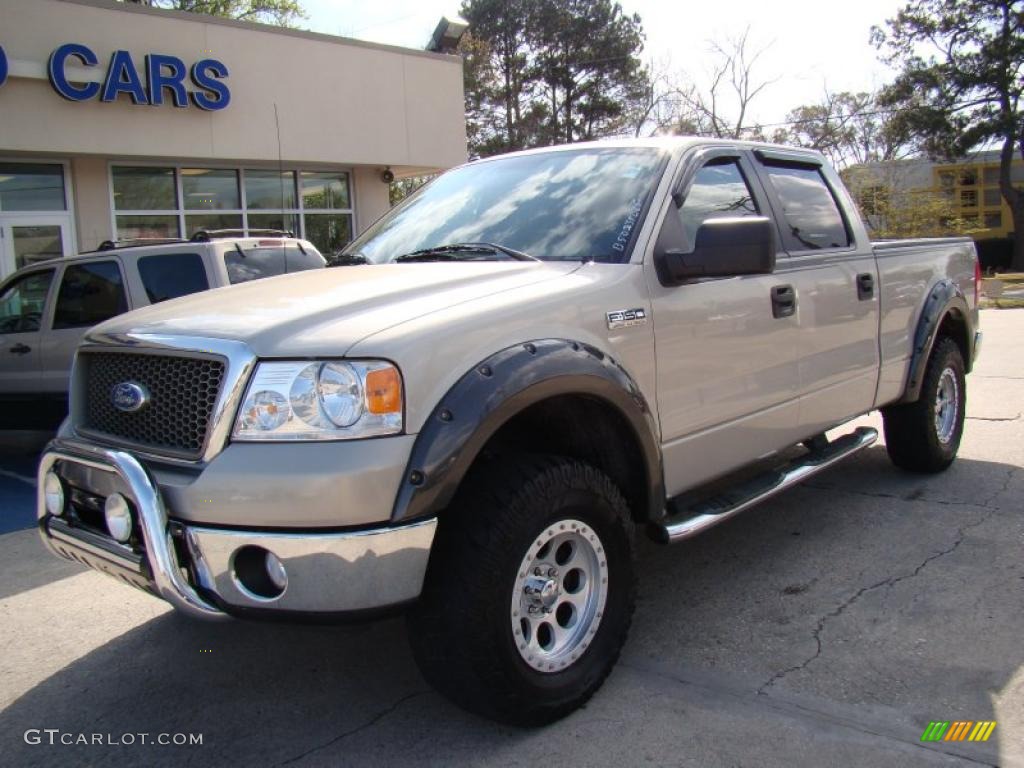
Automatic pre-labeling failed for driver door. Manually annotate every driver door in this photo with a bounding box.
[0,268,55,396]
[646,149,802,496]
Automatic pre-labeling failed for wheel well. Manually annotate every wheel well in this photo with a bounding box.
[937,309,970,371]
[470,394,650,523]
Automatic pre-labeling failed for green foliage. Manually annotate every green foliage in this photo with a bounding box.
[872,0,1024,266]
[389,175,436,207]
[460,0,648,156]
[119,0,306,26]
[843,167,977,239]
[774,91,912,169]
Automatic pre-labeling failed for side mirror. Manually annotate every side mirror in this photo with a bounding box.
[654,216,776,286]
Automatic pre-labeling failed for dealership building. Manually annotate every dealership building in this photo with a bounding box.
[0,0,467,278]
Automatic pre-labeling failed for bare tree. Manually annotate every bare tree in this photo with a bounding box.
[681,27,778,139]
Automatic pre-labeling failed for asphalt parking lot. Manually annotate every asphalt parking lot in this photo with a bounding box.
[1,309,1021,767]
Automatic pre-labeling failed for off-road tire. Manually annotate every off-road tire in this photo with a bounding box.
[882,337,966,473]
[407,455,635,726]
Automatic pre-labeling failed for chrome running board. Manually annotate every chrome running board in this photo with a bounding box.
[654,427,878,544]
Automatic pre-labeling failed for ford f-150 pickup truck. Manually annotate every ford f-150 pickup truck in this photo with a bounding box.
[36,138,981,725]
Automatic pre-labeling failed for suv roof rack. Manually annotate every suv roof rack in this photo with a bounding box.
[189,229,295,242]
[93,237,190,252]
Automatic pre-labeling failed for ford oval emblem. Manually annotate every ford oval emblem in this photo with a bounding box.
[111,382,150,413]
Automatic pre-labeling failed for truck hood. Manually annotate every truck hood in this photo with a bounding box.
[88,262,583,357]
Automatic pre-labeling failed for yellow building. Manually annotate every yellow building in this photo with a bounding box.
[933,153,1024,240]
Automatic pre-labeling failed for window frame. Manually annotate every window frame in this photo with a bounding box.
[51,258,130,331]
[750,152,856,256]
[0,158,78,277]
[107,162,357,249]
[671,153,765,253]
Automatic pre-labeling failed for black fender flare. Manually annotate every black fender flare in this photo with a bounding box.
[900,279,972,403]
[390,339,664,524]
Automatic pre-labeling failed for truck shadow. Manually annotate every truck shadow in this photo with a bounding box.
[1,447,1019,766]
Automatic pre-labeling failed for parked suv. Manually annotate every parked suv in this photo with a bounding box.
[0,231,324,427]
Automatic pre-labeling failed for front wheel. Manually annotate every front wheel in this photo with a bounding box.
[882,337,966,473]
[407,455,635,725]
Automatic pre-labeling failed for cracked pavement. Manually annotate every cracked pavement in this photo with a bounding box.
[1,309,1022,767]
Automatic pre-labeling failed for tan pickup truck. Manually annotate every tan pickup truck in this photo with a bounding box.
[36,138,980,725]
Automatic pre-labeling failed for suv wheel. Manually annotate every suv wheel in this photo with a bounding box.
[882,337,966,473]
[407,455,635,725]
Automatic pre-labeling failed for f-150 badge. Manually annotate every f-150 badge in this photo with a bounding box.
[606,308,648,330]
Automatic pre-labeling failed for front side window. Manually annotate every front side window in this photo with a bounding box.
[762,164,850,250]
[53,261,128,329]
[346,148,668,264]
[0,270,54,333]
[137,253,210,304]
[673,158,758,252]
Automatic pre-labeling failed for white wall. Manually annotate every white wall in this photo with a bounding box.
[0,0,467,170]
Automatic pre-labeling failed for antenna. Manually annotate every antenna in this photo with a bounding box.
[273,102,286,234]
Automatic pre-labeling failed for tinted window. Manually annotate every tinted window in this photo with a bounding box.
[675,159,758,251]
[224,245,325,284]
[137,253,210,304]
[763,164,850,250]
[53,262,128,329]
[345,148,668,263]
[0,270,54,333]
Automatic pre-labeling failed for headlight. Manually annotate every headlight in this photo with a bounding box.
[233,360,403,441]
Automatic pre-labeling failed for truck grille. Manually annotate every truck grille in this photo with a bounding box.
[79,352,226,459]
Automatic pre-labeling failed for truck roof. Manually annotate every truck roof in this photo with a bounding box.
[467,135,827,165]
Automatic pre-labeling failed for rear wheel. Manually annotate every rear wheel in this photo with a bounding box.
[882,337,966,473]
[407,455,635,725]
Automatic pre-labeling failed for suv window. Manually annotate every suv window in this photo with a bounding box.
[762,164,850,250]
[224,244,325,284]
[53,261,128,330]
[137,252,209,304]
[675,158,759,251]
[0,270,54,333]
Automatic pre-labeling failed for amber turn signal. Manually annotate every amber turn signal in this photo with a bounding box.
[365,366,402,414]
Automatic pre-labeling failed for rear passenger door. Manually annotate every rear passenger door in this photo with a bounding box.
[39,259,130,395]
[750,151,880,435]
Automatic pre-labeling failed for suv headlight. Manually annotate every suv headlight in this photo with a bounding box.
[233,360,403,441]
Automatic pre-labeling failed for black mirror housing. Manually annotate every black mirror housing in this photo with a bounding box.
[654,216,775,286]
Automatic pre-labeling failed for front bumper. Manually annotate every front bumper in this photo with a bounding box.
[37,438,437,620]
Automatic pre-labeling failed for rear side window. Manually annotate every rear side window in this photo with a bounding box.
[53,261,128,329]
[137,252,209,304]
[0,270,54,333]
[224,244,325,284]
[762,164,850,250]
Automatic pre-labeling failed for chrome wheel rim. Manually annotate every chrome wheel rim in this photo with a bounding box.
[934,367,959,445]
[510,519,608,674]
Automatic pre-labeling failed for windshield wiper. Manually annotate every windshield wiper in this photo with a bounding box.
[331,253,369,266]
[394,242,539,263]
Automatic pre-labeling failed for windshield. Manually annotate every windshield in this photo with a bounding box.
[345,147,668,264]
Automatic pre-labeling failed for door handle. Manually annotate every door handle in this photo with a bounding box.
[9,343,31,355]
[771,284,796,318]
[857,272,875,300]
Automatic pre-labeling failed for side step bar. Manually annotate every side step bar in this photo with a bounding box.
[654,426,878,544]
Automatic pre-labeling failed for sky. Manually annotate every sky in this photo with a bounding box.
[299,0,907,129]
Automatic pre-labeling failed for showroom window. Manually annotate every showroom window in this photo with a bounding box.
[111,165,354,255]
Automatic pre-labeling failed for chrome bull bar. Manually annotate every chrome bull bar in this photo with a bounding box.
[37,437,228,621]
